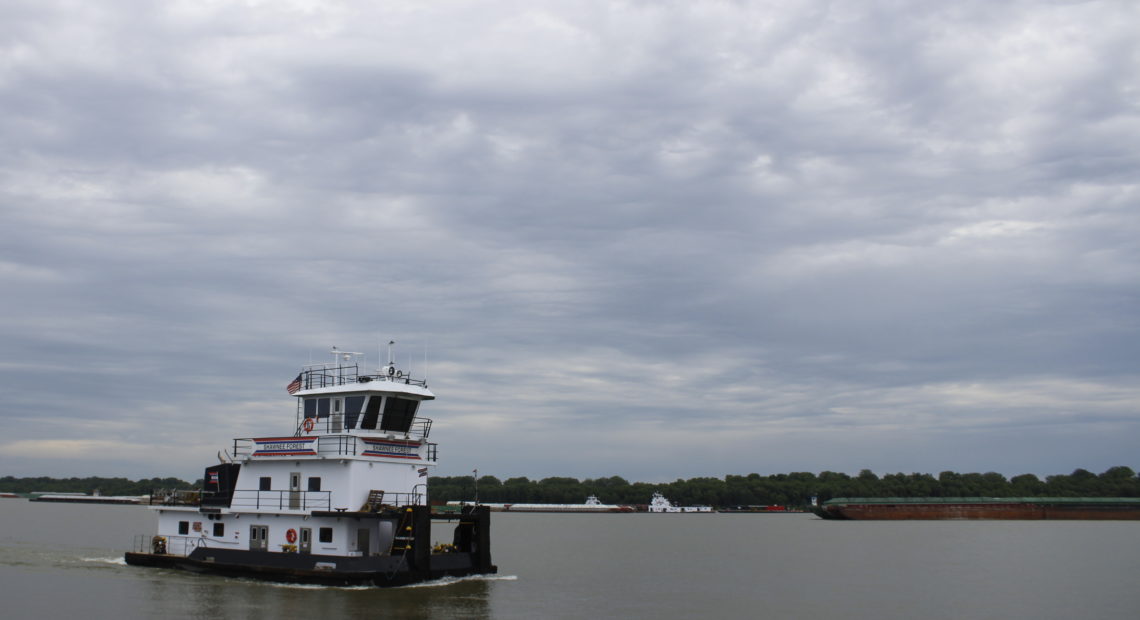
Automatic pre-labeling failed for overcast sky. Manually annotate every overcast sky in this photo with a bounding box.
[1,0,1137,484]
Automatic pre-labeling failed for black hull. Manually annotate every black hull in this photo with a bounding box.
[126,505,496,587]
[124,548,496,587]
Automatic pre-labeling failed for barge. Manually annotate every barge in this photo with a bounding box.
[125,347,496,586]
[451,495,635,513]
[816,496,1140,520]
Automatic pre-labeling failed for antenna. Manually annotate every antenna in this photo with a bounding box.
[331,346,363,360]
[387,340,395,365]
[330,346,363,383]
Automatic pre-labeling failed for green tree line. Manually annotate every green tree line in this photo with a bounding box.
[0,476,196,496]
[428,466,1140,508]
[4,466,1137,506]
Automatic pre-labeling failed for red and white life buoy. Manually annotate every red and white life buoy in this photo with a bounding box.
[286,528,298,544]
[302,418,315,432]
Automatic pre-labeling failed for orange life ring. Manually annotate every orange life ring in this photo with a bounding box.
[302,418,315,432]
[286,528,297,543]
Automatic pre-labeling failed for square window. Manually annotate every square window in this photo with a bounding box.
[213,522,225,537]
[308,477,321,492]
[260,477,271,491]
[178,521,189,535]
[319,527,333,543]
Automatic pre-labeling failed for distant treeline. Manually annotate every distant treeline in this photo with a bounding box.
[0,476,196,496]
[4,467,1138,506]
[429,466,1140,507]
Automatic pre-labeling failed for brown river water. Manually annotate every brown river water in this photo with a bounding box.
[1,499,1138,619]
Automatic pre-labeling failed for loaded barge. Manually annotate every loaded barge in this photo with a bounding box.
[816,497,1140,520]
[453,495,635,512]
[125,347,496,586]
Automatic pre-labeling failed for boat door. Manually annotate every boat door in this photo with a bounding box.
[332,398,343,433]
[356,528,371,555]
[289,472,301,509]
[299,527,312,554]
[249,525,269,551]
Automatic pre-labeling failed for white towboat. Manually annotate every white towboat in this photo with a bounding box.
[647,492,713,513]
[125,347,496,586]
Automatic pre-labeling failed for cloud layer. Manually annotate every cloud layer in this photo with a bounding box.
[2,0,1137,482]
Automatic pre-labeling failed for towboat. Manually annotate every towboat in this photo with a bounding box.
[125,347,496,586]
[647,492,713,513]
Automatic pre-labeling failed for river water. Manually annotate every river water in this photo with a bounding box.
[2,499,1138,619]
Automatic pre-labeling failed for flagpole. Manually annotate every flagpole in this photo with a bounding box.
[473,469,479,506]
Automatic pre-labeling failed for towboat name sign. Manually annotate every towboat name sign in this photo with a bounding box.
[252,437,317,457]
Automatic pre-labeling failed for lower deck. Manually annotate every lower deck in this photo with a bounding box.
[125,545,493,587]
[131,505,495,586]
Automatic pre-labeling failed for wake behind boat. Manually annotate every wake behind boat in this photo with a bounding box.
[124,347,496,586]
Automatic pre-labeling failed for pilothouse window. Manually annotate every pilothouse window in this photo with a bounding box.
[360,396,382,430]
[344,396,364,429]
[380,397,419,433]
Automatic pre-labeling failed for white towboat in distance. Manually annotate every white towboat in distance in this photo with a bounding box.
[647,492,713,513]
[125,347,496,587]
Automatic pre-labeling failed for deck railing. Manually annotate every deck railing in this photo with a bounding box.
[232,435,432,460]
[291,415,433,438]
[132,534,207,557]
[299,363,428,390]
[228,489,332,511]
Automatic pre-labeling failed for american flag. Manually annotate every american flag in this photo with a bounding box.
[286,373,302,394]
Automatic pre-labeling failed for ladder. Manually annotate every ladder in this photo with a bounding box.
[390,507,416,553]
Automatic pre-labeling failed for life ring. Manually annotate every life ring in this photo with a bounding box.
[286,528,298,544]
[302,418,315,432]
[387,366,395,376]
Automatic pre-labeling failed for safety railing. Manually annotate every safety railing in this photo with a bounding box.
[316,435,358,456]
[290,415,434,439]
[233,436,428,460]
[298,363,428,390]
[148,489,201,506]
[133,534,207,557]
[228,489,331,511]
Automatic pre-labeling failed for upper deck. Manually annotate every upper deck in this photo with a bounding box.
[282,354,437,444]
[291,360,434,400]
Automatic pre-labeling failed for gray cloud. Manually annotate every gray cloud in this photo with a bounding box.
[1,0,1137,482]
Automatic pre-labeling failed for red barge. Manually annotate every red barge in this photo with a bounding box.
[817,497,1140,520]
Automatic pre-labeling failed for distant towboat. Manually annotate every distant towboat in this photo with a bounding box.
[647,492,713,513]
[816,497,1140,520]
